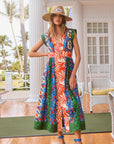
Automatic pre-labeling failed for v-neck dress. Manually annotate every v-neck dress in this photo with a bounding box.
[33,28,86,133]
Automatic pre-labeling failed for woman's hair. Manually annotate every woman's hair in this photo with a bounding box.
[47,14,67,38]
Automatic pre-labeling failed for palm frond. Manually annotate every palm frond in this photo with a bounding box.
[0,11,7,16]
[3,0,17,20]
[24,4,29,19]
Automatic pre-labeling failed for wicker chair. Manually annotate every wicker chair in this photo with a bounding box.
[88,64,114,112]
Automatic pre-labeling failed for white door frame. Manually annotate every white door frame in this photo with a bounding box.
[83,18,113,91]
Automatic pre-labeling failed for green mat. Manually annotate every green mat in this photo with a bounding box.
[0,113,111,138]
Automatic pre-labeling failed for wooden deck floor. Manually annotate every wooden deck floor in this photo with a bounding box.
[0,92,113,144]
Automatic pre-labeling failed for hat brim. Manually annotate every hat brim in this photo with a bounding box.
[42,13,72,22]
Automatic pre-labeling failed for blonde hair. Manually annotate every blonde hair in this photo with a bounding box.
[47,14,67,38]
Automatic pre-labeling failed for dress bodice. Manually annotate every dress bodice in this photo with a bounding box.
[41,28,77,57]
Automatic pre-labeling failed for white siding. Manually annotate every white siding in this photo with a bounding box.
[83,5,114,19]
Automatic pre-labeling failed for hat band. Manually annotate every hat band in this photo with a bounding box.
[55,8,62,13]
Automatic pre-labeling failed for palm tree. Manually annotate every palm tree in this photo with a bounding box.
[10,61,21,73]
[64,7,71,16]
[48,7,52,13]
[0,0,23,73]
[17,31,29,43]
[0,63,2,70]
[19,0,28,73]
[25,32,29,43]
[0,35,12,70]
[24,4,29,19]
[11,44,24,74]
[12,44,23,61]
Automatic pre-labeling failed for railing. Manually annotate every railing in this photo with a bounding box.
[0,72,30,91]
[0,74,5,90]
[12,73,30,90]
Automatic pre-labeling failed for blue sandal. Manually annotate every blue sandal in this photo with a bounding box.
[74,138,82,143]
[58,135,65,144]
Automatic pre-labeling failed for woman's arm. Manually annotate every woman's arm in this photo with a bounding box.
[69,31,81,90]
[28,37,49,57]
[71,31,81,77]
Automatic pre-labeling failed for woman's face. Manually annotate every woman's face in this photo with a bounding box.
[53,14,63,26]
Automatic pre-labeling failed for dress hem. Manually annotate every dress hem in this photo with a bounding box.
[34,120,86,133]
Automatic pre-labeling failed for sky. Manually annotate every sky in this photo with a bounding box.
[0,0,29,64]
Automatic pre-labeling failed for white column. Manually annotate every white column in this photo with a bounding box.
[111,21,114,81]
[83,19,89,92]
[0,71,12,104]
[26,0,46,102]
[43,4,49,66]
[72,2,84,84]
[5,71,12,91]
[109,21,114,82]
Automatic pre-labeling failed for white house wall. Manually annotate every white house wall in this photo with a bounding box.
[112,21,114,81]
[83,5,114,19]
[83,4,114,86]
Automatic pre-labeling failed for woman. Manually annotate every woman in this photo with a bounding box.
[28,5,85,144]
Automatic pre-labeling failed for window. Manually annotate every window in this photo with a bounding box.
[99,37,109,64]
[87,22,109,65]
[88,37,97,64]
[87,22,108,33]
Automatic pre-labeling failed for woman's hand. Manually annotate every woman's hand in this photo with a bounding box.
[45,52,49,56]
[69,74,77,90]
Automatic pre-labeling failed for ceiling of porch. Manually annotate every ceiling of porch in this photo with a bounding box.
[46,0,114,6]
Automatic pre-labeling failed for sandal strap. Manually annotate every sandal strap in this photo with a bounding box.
[74,138,81,142]
[58,135,64,139]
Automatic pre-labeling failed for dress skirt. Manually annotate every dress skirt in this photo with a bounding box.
[34,56,85,133]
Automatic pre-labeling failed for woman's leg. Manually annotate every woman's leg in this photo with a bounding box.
[74,130,82,144]
[58,131,65,144]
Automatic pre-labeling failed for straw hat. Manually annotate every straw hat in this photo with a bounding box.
[42,6,72,22]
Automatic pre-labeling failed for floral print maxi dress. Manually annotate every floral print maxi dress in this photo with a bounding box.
[33,28,85,133]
